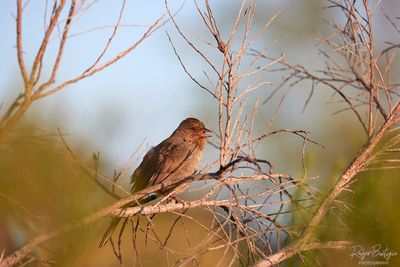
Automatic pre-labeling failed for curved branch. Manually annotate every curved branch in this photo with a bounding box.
[0,172,215,267]
[254,241,352,267]
[0,156,294,267]
[254,102,400,267]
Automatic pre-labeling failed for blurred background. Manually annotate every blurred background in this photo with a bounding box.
[0,0,399,266]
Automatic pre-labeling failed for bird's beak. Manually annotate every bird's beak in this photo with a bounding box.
[200,127,212,138]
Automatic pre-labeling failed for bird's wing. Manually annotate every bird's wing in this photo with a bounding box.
[149,140,196,186]
[130,138,196,193]
[130,145,161,193]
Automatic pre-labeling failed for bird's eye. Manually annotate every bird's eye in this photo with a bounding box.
[190,126,196,131]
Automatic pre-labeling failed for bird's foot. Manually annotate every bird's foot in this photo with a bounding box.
[168,195,189,205]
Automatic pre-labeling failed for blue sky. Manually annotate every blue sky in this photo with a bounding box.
[0,1,286,156]
[1,1,214,159]
[1,0,399,175]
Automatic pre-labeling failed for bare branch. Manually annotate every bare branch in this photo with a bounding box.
[34,14,164,100]
[254,241,352,267]
[29,0,67,88]
[255,102,400,267]
[33,0,76,95]
[16,0,29,88]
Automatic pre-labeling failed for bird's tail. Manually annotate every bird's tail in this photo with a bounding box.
[98,217,122,248]
[99,195,156,248]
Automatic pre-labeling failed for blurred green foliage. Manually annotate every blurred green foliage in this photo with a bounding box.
[0,121,239,266]
[283,139,400,266]
[1,0,399,265]
[0,123,106,265]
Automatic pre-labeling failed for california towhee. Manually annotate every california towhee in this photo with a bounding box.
[99,117,210,247]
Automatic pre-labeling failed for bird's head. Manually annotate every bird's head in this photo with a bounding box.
[175,117,211,144]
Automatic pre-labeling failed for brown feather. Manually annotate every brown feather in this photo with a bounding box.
[99,117,210,247]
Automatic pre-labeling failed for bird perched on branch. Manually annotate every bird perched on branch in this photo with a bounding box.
[99,117,211,247]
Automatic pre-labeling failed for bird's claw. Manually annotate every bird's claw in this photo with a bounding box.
[168,195,188,205]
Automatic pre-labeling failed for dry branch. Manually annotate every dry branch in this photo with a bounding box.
[2,0,400,266]
[254,103,400,267]
[0,1,165,144]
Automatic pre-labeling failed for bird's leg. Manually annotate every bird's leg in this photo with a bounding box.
[166,183,190,205]
[168,194,187,204]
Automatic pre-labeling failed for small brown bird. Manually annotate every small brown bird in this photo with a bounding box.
[99,117,210,247]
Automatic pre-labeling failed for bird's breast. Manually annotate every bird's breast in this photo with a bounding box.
[198,137,206,150]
